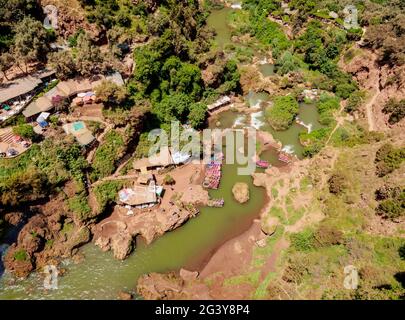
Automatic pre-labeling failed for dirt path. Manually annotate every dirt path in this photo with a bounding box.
[325,103,345,145]
[364,75,380,132]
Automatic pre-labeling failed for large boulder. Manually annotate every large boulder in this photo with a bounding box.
[232,183,250,203]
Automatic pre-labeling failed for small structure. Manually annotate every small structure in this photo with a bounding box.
[137,173,154,185]
[207,96,231,113]
[0,127,31,158]
[62,121,95,146]
[23,72,124,119]
[133,146,174,171]
[170,149,192,165]
[118,182,161,208]
[1,69,56,122]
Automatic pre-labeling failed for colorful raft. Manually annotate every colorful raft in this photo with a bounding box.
[203,160,222,189]
[256,160,270,169]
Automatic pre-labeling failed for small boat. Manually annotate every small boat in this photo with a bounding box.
[256,160,270,169]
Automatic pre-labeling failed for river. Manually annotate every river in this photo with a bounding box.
[0,6,320,300]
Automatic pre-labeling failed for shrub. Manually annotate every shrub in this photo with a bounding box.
[375,144,405,177]
[345,90,366,113]
[290,229,314,251]
[328,173,347,195]
[68,193,91,220]
[163,174,175,185]
[314,225,344,247]
[93,181,124,214]
[12,124,36,140]
[382,99,405,125]
[14,249,27,261]
[91,130,126,181]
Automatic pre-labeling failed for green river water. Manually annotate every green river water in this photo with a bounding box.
[0,7,321,300]
[0,157,266,299]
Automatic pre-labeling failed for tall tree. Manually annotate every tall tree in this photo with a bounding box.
[11,17,49,73]
[75,33,103,76]
[0,52,13,80]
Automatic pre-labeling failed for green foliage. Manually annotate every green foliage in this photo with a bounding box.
[275,50,304,75]
[13,249,27,261]
[335,83,356,99]
[68,193,92,220]
[188,102,207,129]
[0,138,88,206]
[12,124,35,139]
[265,95,299,130]
[375,186,404,220]
[67,29,84,47]
[163,174,175,185]
[11,16,49,70]
[91,130,126,181]
[95,80,128,108]
[290,228,315,251]
[345,90,366,113]
[375,144,405,177]
[153,93,193,124]
[93,180,124,213]
[382,99,405,125]
[249,12,291,58]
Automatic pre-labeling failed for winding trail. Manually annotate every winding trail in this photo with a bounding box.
[325,103,345,146]
[364,69,381,132]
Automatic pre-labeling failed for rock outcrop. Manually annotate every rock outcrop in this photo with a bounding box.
[232,182,250,204]
[93,204,199,260]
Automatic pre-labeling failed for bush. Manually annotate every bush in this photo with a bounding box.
[375,144,405,177]
[382,99,405,125]
[328,173,347,195]
[163,174,175,185]
[265,95,299,130]
[375,187,404,220]
[290,229,314,251]
[345,90,366,113]
[93,181,124,214]
[91,130,126,181]
[14,249,27,261]
[314,225,343,247]
[12,124,36,140]
[335,83,356,99]
[68,193,91,220]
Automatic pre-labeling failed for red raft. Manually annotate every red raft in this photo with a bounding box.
[256,160,270,169]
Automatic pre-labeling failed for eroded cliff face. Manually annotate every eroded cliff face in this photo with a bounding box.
[40,0,105,42]
[340,48,405,131]
[3,194,91,278]
[93,204,200,260]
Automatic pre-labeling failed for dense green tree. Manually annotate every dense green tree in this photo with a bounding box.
[11,17,49,72]
[188,102,207,129]
[95,80,128,108]
[75,33,104,76]
[153,93,193,124]
[48,51,77,80]
[0,167,48,206]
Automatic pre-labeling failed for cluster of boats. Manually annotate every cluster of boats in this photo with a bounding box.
[256,151,291,169]
[202,152,224,189]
